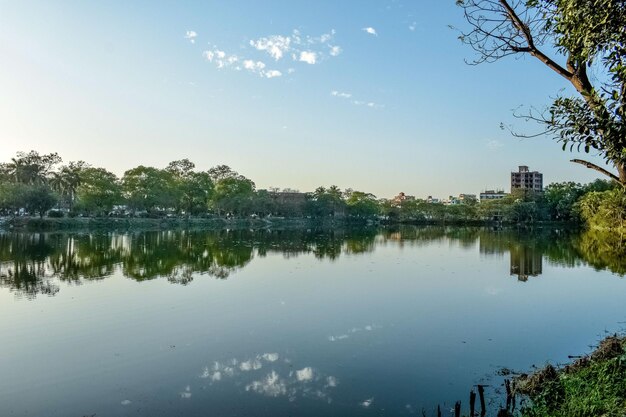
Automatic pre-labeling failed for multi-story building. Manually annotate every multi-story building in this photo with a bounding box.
[479,190,507,202]
[392,192,415,206]
[511,165,543,192]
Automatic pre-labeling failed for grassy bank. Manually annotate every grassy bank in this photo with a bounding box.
[514,335,626,417]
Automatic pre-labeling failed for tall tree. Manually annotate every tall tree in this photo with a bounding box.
[122,166,179,212]
[1,151,62,185]
[75,167,122,216]
[50,161,88,210]
[457,0,626,185]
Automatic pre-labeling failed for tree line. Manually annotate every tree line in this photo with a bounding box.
[0,150,622,227]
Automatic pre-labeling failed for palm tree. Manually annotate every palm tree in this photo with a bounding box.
[50,161,87,210]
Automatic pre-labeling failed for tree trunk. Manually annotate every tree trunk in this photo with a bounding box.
[618,162,626,186]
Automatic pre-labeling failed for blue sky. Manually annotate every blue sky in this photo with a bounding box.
[0,0,610,198]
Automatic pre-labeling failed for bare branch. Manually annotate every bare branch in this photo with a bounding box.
[570,159,621,183]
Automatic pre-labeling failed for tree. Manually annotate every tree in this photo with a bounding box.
[209,166,255,216]
[544,181,584,220]
[50,161,88,210]
[122,166,179,213]
[166,160,214,215]
[306,186,347,217]
[0,151,62,184]
[345,191,380,218]
[457,0,626,185]
[21,184,58,218]
[212,176,255,216]
[75,167,122,216]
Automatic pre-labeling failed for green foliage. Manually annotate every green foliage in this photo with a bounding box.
[519,338,626,417]
[75,167,122,216]
[20,184,59,217]
[305,186,347,217]
[345,191,379,218]
[544,182,584,221]
[166,160,214,215]
[579,187,626,230]
[0,150,62,185]
[212,170,256,216]
[50,160,88,210]
[122,166,179,212]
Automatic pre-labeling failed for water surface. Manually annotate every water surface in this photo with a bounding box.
[0,227,624,416]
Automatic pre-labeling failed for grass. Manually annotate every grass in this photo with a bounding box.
[516,336,626,417]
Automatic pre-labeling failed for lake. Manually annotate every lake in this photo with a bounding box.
[0,227,625,416]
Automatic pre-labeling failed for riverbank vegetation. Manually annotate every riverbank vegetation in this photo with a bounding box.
[514,335,626,417]
[1,150,624,231]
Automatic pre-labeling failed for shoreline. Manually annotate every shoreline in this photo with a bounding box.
[0,216,580,232]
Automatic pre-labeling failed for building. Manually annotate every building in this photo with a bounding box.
[392,192,415,206]
[479,190,507,202]
[511,165,543,192]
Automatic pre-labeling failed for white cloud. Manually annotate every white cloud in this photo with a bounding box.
[409,22,417,31]
[362,27,378,36]
[329,45,342,56]
[204,48,239,70]
[198,29,340,79]
[349,99,383,109]
[486,139,504,150]
[250,35,291,60]
[331,90,352,99]
[243,60,266,71]
[185,30,197,43]
[319,30,335,43]
[299,51,317,64]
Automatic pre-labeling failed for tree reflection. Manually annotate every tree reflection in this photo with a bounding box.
[0,226,624,298]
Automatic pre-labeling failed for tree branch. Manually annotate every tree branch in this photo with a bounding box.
[498,0,574,80]
[570,159,621,182]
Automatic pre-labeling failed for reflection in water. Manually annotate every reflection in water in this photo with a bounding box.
[195,353,339,404]
[510,246,542,281]
[1,226,624,298]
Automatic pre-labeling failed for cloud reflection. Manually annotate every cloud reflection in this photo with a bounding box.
[328,324,382,342]
[196,352,338,404]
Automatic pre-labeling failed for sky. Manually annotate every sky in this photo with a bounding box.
[0,0,612,199]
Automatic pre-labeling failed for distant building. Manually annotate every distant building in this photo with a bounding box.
[426,196,440,204]
[268,191,307,206]
[392,192,415,206]
[480,190,507,202]
[511,165,543,192]
[444,194,478,205]
[458,194,477,203]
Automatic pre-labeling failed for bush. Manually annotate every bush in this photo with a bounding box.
[579,188,626,230]
[47,210,65,218]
